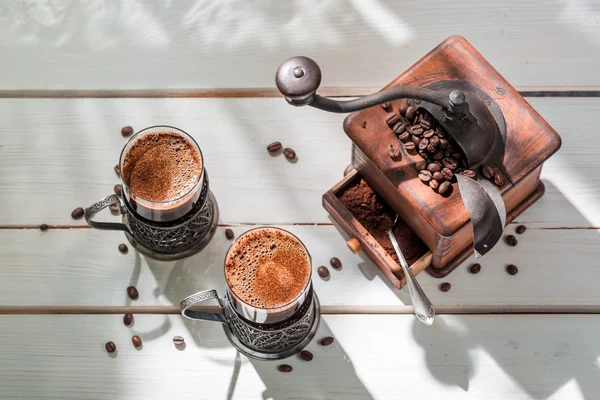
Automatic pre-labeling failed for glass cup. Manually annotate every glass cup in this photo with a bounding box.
[180,227,321,360]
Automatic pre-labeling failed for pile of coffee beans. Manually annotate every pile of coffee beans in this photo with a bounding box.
[384,102,469,196]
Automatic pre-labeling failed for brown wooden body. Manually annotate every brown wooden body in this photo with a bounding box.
[343,36,561,268]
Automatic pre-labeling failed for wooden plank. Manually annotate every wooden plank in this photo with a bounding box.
[0,97,598,226]
[0,226,599,308]
[0,314,598,399]
[1,1,599,90]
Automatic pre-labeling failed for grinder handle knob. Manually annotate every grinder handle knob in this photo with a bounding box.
[347,238,362,254]
[275,56,322,106]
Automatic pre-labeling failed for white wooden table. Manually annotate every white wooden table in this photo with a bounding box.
[1,1,600,399]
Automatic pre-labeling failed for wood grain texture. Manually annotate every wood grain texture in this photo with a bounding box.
[0,314,599,399]
[0,97,598,227]
[1,225,599,308]
[1,1,599,90]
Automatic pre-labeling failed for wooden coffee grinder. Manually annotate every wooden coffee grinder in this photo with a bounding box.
[275,36,561,280]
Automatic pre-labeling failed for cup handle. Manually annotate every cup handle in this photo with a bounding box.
[84,194,132,235]
[180,289,227,324]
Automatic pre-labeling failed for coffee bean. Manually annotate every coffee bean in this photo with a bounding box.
[469,263,481,274]
[419,170,432,183]
[114,184,122,197]
[442,158,458,170]
[109,204,119,213]
[317,266,330,280]
[399,131,411,142]
[381,102,391,111]
[278,364,293,373]
[267,142,282,153]
[320,336,335,346]
[418,138,429,151]
[429,179,439,190]
[423,129,435,139]
[388,144,401,158]
[429,136,439,147]
[300,350,314,361]
[433,171,444,182]
[516,225,527,234]
[438,138,448,149]
[505,235,518,247]
[405,106,415,121]
[105,341,117,353]
[482,165,495,179]
[506,264,518,275]
[434,150,444,160]
[427,163,441,173]
[441,167,454,180]
[404,142,416,151]
[40,223,49,231]
[283,148,296,160]
[438,181,451,195]
[114,165,121,177]
[463,169,476,179]
[225,228,234,240]
[447,144,458,153]
[118,243,128,254]
[71,207,84,220]
[173,336,185,345]
[123,313,134,326]
[386,113,400,126]
[393,122,406,135]
[361,121,367,129]
[440,282,451,292]
[450,152,462,160]
[132,335,142,348]
[494,172,505,186]
[121,126,134,137]
[399,101,408,116]
[420,120,431,129]
[415,161,427,171]
[344,164,353,176]
[127,286,139,300]
[426,144,436,153]
[411,135,422,146]
[330,257,342,270]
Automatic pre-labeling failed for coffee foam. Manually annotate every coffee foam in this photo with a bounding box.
[122,131,202,202]
[225,228,311,309]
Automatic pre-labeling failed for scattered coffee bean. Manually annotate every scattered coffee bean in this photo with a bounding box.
[399,101,408,116]
[418,138,429,151]
[381,102,391,111]
[385,113,400,126]
[506,264,519,275]
[283,148,296,160]
[415,161,427,171]
[505,235,518,247]
[105,341,117,353]
[317,266,330,280]
[420,120,431,129]
[463,169,476,179]
[429,179,439,190]
[441,167,454,180]
[440,282,451,292]
[433,171,444,182]
[404,142,416,151]
[388,143,401,159]
[361,121,367,129]
[399,131,411,142]
[320,336,335,346]
[267,142,282,153]
[516,225,527,234]
[419,170,432,183]
[442,158,458,170]
[411,135,422,146]
[427,163,441,173]
[278,364,293,373]
[330,257,342,270]
[71,207,85,220]
[434,150,444,160]
[469,263,481,274]
[109,204,119,213]
[114,165,121,177]
[438,181,451,195]
[114,184,122,197]
[426,144,436,153]
[132,335,142,348]
[482,165,495,179]
[225,228,235,240]
[123,313,134,326]
[300,350,314,361]
[393,122,406,135]
[411,126,424,136]
[494,172,505,186]
[121,126,134,137]
[423,129,435,139]
[173,336,185,345]
[118,243,128,254]
[405,106,415,121]
[429,136,439,147]
[40,223,49,231]
[127,286,139,300]
[343,164,353,176]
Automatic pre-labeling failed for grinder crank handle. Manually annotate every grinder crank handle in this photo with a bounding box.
[275,56,468,115]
